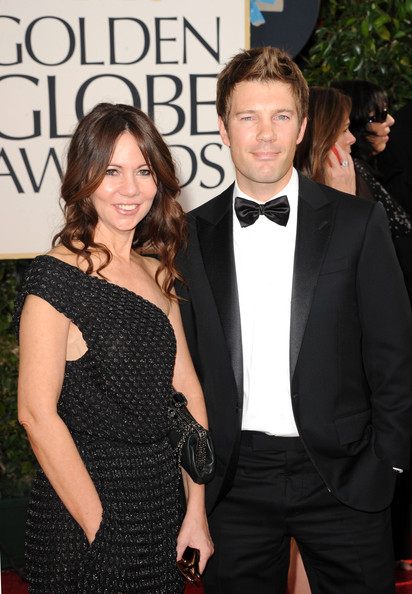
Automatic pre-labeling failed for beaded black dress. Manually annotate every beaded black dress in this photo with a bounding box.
[13,255,185,594]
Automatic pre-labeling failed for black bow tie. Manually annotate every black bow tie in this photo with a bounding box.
[235,195,290,228]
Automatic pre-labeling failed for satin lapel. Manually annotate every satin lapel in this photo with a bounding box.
[290,175,337,382]
[196,190,243,397]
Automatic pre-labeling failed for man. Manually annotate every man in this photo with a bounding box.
[177,47,412,593]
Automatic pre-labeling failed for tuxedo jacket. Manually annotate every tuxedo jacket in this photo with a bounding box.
[177,173,412,514]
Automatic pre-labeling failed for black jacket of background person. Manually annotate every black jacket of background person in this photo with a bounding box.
[378,100,412,216]
[176,172,412,515]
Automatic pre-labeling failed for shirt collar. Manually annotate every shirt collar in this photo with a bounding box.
[233,168,299,206]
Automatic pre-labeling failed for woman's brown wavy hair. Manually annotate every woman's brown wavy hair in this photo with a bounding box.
[294,87,352,184]
[53,103,186,300]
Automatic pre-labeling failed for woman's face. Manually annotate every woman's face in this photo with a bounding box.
[91,132,157,238]
[366,106,395,154]
[336,116,356,153]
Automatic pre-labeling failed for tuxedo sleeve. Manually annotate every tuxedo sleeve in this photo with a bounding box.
[357,201,412,469]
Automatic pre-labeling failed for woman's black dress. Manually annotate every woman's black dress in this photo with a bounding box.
[13,255,185,593]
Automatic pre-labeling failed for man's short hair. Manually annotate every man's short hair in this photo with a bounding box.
[216,46,309,129]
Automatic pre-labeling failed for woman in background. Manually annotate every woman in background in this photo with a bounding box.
[14,102,213,593]
[331,79,412,240]
[295,86,356,195]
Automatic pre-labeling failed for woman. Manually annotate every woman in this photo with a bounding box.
[295,86,357,195]
[14,103,213,592]
[331,79,412,239]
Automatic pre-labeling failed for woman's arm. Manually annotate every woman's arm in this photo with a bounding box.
[168,296,214,573]
[18,294,103,544]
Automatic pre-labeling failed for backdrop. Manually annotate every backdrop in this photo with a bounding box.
[0,0,247,257]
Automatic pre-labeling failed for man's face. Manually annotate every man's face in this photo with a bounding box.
[219,80,306,202]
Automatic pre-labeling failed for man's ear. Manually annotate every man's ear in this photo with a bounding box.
[218,116,230,147]
[296,116,308,146]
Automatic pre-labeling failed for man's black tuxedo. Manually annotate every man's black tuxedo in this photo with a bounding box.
[177,173,412,515]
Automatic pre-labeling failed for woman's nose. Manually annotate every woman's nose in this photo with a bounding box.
[120,174,139,196]
[348,131,356,146]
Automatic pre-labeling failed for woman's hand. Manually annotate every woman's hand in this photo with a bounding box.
[85,508,103,545]
[324,143,356,195]
[177,505,214,574]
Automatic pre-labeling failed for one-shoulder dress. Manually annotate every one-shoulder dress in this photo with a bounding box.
[13,255,185,593]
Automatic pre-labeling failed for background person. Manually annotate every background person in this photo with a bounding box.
[295,86,356,195]
[14,103,213,593]
[331,80,412,241]
[377,100,412,216]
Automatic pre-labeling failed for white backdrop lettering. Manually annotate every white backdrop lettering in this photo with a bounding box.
[0,0,247,256]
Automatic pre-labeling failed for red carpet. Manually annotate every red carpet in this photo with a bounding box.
[396,565,412,594]
[0,571,203,593]
[2,570,412,593]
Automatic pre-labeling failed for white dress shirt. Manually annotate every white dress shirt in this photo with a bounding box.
[233,168,299,436]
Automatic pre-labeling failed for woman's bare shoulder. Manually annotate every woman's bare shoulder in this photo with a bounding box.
[47,245,90,272]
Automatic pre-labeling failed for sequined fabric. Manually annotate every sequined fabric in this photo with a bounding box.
[13,255,185,593]
[354,158,412,239]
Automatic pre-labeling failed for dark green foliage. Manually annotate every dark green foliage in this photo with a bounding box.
[301,0,412,111]
[0,259,36,499]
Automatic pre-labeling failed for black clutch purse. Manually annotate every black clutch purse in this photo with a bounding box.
[177,546,201,587]
[168,389,215,484]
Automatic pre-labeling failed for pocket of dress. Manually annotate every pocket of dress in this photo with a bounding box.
[76,508,116,585]
[85,509,108,556]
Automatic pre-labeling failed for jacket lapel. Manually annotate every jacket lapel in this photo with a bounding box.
[193,175,337,393]
[290,174,337,382]
[196,185,243,397]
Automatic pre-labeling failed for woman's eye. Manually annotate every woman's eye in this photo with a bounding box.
[138,168,152,176]
[105,168,118,176]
